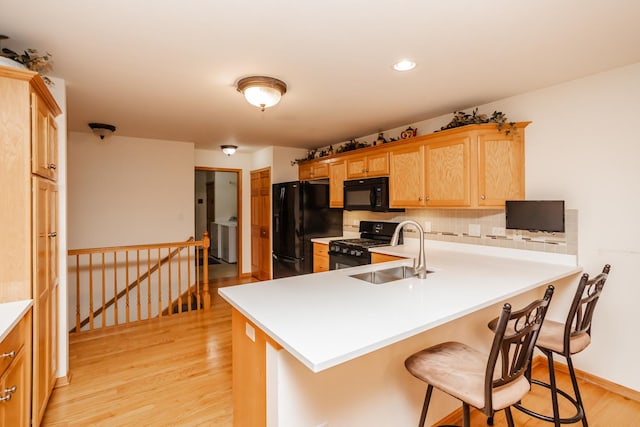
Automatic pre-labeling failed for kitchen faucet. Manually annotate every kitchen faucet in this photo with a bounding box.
[390,220,428,279]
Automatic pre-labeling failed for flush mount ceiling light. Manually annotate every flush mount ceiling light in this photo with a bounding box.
[236,76,287,112]
[221,145,238,156]
[393,59,417,72]
[88,122,116,140]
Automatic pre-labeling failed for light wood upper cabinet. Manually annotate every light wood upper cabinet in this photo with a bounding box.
[389,144,426,208]
[424,134,472,207]
[31,93,58,181]
[299,160,329,180]
[329,161,346,208]
[295,122,527,209]
[345,151,389,179]
[476,130,525,207]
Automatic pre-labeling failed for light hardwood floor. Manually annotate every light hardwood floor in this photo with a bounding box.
[43,277,639,426]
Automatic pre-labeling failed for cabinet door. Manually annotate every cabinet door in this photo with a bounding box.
[329,161,346,208]
[312,243,329,273]
[32,178,56,425]
[0,349,29,427]
[424,136,471,207]
[477,133,524,206]
[311,162,329,179]
[346,155,367,179]
[389,145,426,208]
[31,94,56,180]
[298,163,311,180]
[365,152,389,177]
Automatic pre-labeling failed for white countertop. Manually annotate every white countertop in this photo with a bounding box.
[310,232,358,245]
[0,300,32,341]
[219,242,580,373]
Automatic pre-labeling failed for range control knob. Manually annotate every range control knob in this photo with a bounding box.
[342,247,349,254]
[354,249,363,257]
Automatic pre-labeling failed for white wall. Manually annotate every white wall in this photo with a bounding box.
[67,133,194,248]
[215,171,238,222]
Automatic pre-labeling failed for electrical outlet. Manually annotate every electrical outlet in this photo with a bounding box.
[468,224,481,237]
[245,322,255,342]
[492,227,506,237]
[423,221,431,232]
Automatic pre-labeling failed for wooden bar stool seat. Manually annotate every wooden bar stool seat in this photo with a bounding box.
[405,285,555,427]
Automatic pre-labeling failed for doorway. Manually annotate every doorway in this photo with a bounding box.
[195,168,241,280]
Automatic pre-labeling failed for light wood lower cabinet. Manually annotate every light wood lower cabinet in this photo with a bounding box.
[371,253,405,264]
[313,243,330,272]
[0,310,32,427]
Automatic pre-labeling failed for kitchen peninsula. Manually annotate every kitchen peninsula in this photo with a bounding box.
[219,241,581,426]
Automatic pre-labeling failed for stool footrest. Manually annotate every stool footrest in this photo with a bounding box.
[514,378,584,424]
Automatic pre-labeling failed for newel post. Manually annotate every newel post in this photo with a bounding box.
[202,231,211,309]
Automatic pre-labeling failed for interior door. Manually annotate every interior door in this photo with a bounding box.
[250,168,271,280]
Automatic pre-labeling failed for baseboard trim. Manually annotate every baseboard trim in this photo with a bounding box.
[433,355,640,426]
[531,355,640,403]
[55,371,72,388]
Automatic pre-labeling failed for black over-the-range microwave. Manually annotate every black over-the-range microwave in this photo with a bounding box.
[343,177,404,212]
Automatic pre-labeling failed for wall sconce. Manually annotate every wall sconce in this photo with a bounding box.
[88,122,116,140]
[236,76,287,111]
[221,145,238,156]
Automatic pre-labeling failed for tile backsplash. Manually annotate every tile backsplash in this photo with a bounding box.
[343,208,578,255]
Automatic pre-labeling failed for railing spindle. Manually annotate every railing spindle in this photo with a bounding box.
[177,249,183,314]
[125,251,130,324]
[101,252,106,328]
[147,248,151,319]
[75,254,80,332]
[157,248,162,318]
[167,249,172,316]
[187,246,192,312]
[89,253,94,330]
[113,251,118,326]
[136,250,141,322]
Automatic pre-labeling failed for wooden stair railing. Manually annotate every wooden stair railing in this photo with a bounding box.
[68,233,210,333]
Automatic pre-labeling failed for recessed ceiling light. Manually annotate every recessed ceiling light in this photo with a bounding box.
[393,60,416,72]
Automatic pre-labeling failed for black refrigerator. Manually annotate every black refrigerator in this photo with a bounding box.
[272,180,343,279]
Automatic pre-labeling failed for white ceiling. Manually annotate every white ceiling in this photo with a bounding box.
[1,0,639,153]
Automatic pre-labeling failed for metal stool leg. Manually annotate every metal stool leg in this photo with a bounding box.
[418,385,433,427]
[566,356,588,427]
[546,351,562,427]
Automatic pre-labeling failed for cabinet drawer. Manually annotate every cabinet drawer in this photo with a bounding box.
[0,315,26,377]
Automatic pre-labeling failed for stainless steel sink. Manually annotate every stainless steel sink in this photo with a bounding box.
[349,265,433,284]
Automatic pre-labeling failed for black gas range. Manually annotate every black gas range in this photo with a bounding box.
[328,221,402,270]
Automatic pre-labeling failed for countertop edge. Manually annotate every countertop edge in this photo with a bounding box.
[0,299,33,342]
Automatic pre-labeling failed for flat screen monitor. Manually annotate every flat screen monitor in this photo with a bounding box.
[505,200,565,233]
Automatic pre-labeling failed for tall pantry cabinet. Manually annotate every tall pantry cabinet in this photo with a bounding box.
[0,65,61,425]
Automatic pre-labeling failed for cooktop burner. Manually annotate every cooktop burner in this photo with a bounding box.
[332,238,392,249]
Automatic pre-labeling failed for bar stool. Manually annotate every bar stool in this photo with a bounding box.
[404,285,554,427]
[513,265,610,426]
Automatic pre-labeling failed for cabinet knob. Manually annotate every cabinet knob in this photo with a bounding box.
[1,351,15,359]
[425,196,430,201]
[48,232,57,238]
[418,196,423,201]
[48,163,57,170]
[4,386,16,394]
[480,195,486,200]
